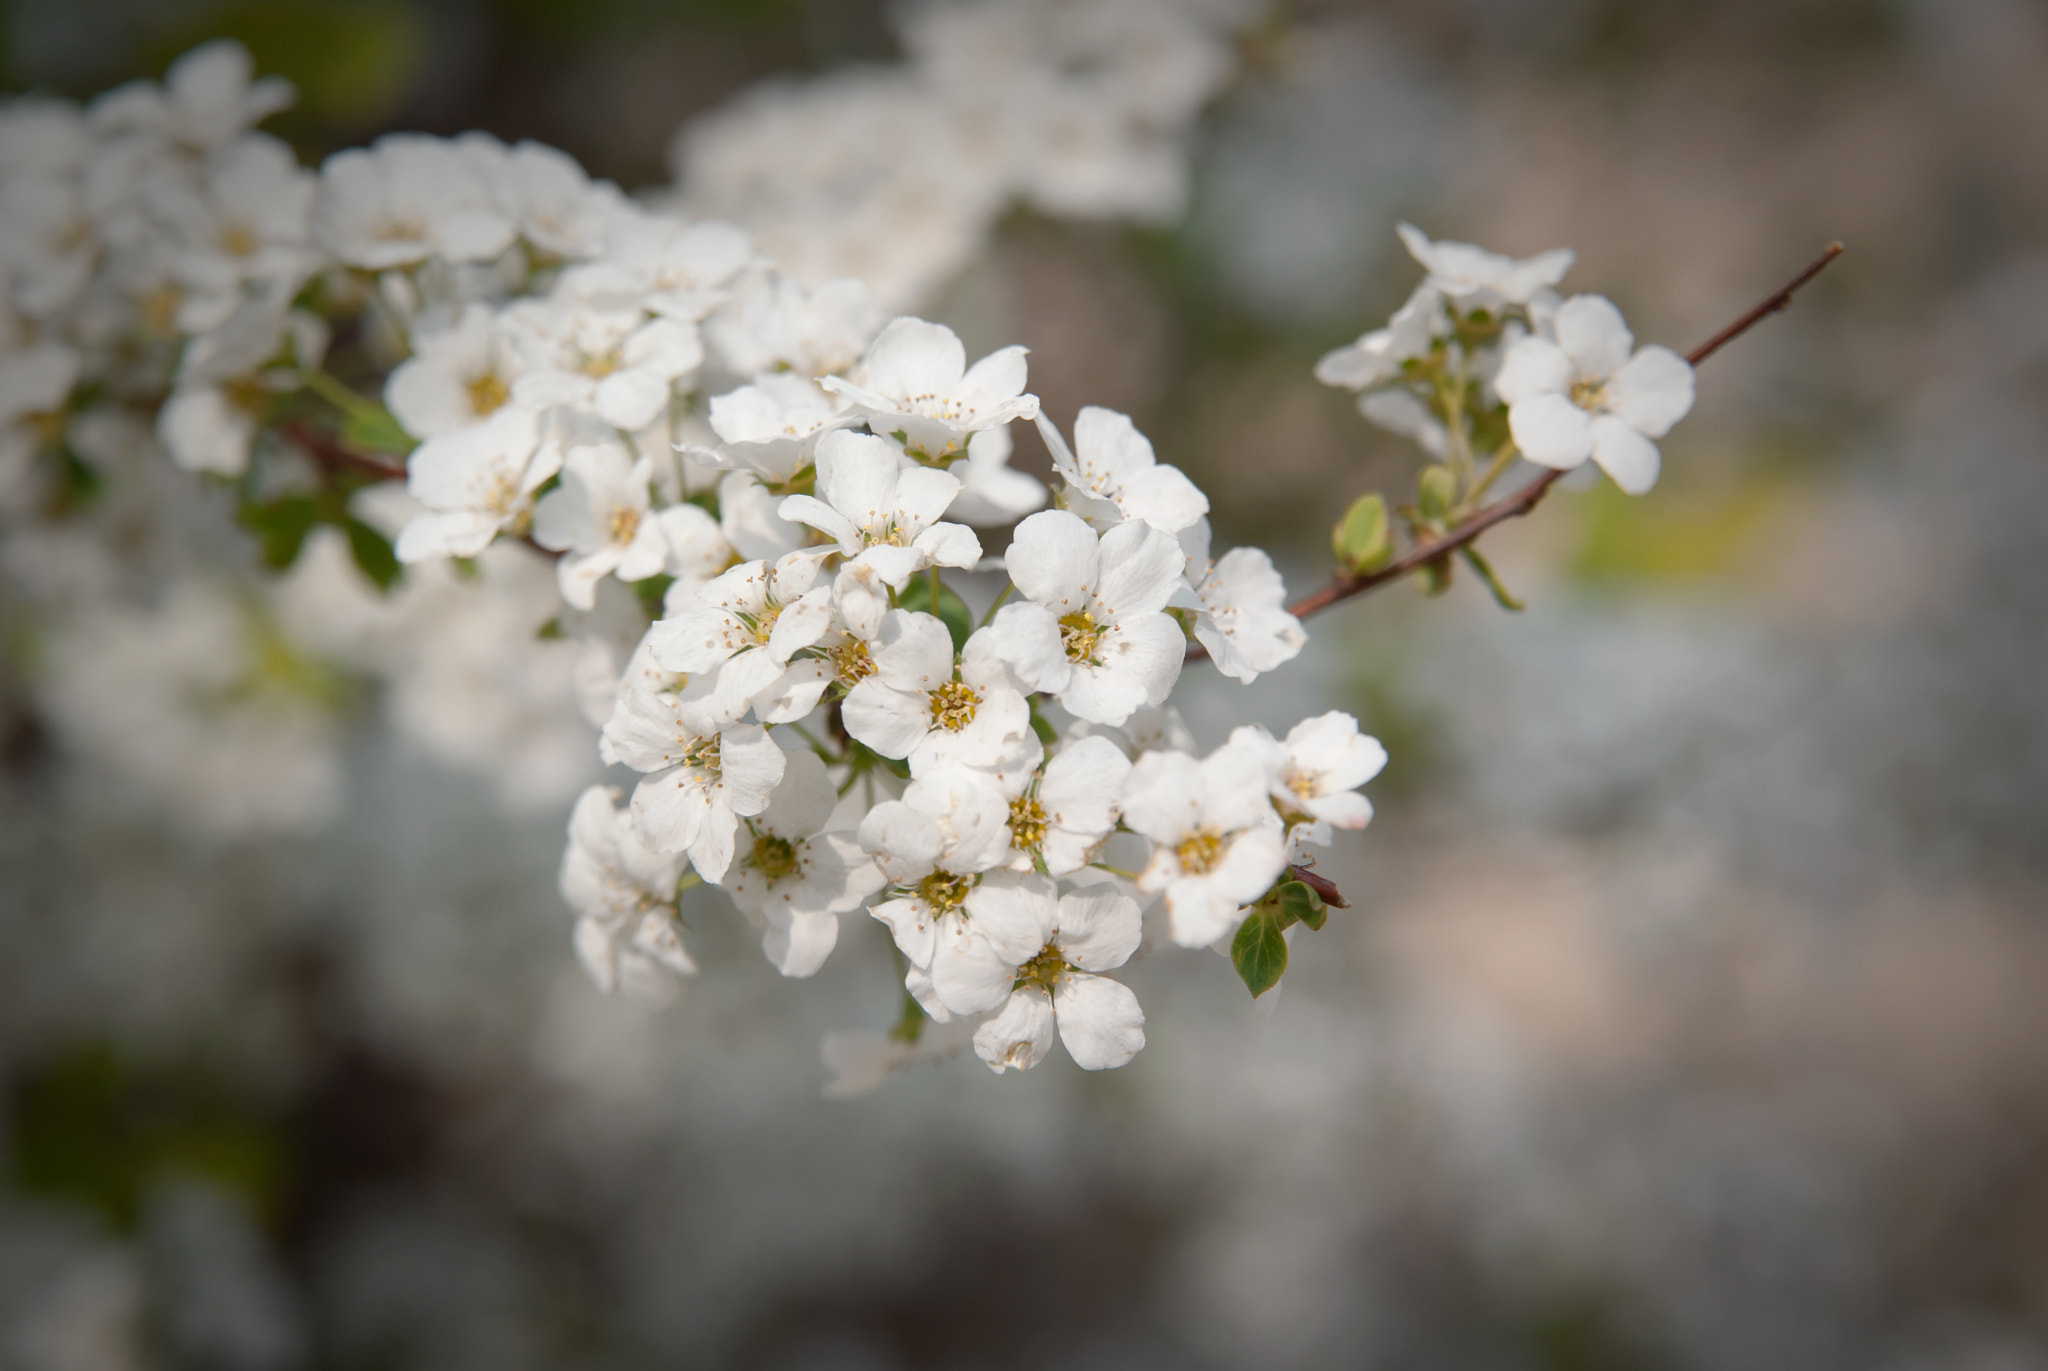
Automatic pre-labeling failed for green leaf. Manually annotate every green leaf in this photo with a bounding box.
[238,495,321,570]
[1027,699,1059,749]
[1231,907,1289,998]
[343,517,401,590]
[1458,545,1524,612]
[1416,463,1457,521]
[1271,880,1326,932]
[340,402,415,456]
[1331,492,1392,576]
[897,572,972,654]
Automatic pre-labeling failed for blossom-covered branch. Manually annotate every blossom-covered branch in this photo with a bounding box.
[1196,240,1847,653]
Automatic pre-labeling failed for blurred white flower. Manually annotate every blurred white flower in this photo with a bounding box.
[313,133,516,270]
[531,441,670,609]
[561,785,696,1002]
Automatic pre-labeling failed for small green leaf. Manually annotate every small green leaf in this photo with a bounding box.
[1231,908,1289,998]
[1459,545,1524,612]
[1416,464,1457,521]
[897,573,972,654]
[340,402,414,456]
[1272,880,1326,932]
[343,517,401,590]
[238,495,321,570]
[1331,492,1392,575]
[536,617,564,641]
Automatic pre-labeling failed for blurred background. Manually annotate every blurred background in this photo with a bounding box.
[6,0,2048,1367]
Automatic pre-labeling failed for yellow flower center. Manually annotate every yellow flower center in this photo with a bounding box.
[466,371,509,417]
[219,222,260,258]
[916,868,974,913]
[1569,377,1607,412]
[579,349,620,379]
[371,214,427,244]
[1059,609,1104,665]
[831,637,875,688]
[748,833,799,884]
[1009,793,1047,850]
[680,735,720,777]
[928,679,980,732]
[608,507,641,546]
[1175,829,1225,875]
[1016,942,1067,991]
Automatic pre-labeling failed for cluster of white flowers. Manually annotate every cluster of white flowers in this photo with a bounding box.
[0,18,1711,1085]
[1316,224,1695,496]
[672,0,1255,309]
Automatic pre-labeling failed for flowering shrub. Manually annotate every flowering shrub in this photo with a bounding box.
[0,5,1834,1091]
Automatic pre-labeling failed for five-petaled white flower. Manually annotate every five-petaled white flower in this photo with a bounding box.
[531,440,670,609]
[1396,222,1574,318]
[725,751,884,978]
[989,733,1133,876]
[859,766,1015,1019]
[776,429,980,588]
[1493,294,1695,496]
[841,613,1031,774]
[820,316,1039,462]
[502,293,704,434]
[603,675,787,884]
[704,372,860,487]
[395,406,556,562]
[967,876,1147,1074]
[313,132,515,269]
[646,550,833,723]
[1235,712,1387,853]
[560,785,697,1002]
[1122,736,1290,948]
[1035,405,1207,536]
[986,509,1186,726]
[1175,530,1306,685]
[384,303,527,440]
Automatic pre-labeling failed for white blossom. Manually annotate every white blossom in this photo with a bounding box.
[776,429,981,588]
[1396,222,1573,317]
[965,877,1146,1073]
[1493,294,1696,495]
[604,676,787,883]
[92,40,294,153]
[1176,537,1305,684]
[1035,404,1207,535]
[561,785,696,1001]
[993,733,1132,875]
[943,423,1047,526]
[818,316,1038,461]
[531,440,670,610]
[313,133,516,270]
[726,751,884,977]
[384,303,527,439]
[394,406,554,561]
[646,550,834,722]
[704,372,859,486]
[501,292,703,432]
[986,509,1185,725]
[841,613,1032,774]
[1238,711,1386,852]
[704,271,880,379]
[1122,736,1290,947]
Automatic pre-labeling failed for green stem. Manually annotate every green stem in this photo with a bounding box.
[1089,862,1143,882]
[303,369,378,419]
[1463,439,1521,508]
[977,581,1014,628]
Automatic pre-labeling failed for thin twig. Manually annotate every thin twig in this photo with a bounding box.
[1185,240,1844,663]
[276,419,407,481]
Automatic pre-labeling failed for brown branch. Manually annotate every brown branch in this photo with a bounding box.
[1185,240,1845,662]
[276,419,408,482]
